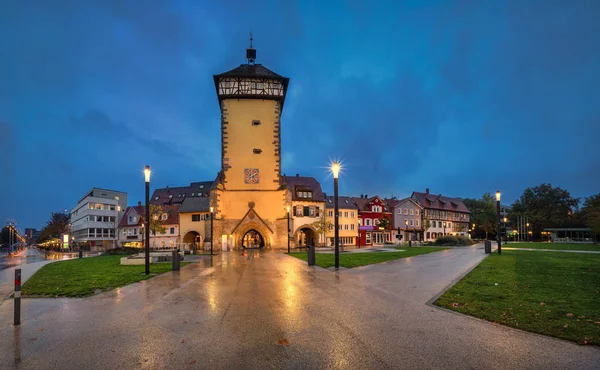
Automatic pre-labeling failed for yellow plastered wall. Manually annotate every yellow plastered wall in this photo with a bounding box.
[222,99,280,191]
[217,190,288,222]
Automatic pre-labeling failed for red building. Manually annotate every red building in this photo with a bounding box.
[354,195,393,247]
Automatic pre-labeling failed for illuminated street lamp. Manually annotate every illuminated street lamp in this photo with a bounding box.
[496,190,502,255]
[210,206,214,255]
[503,217,508,244]
[331,161,341,269]
[443,222,446,236]
[526,222,530,242]
[144,165,151,275]
[286,206,291,254]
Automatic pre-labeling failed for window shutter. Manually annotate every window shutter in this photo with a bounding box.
[293,206,297,216]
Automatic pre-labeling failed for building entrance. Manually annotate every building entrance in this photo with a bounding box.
[242,230,264,249]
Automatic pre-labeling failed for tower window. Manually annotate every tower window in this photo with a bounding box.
[252,120,261,126]
[253,149,262,154]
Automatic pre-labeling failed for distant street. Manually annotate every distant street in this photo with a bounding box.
[0,248,46,272]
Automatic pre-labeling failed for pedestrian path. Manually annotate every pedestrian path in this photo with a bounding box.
[0,254,57,302]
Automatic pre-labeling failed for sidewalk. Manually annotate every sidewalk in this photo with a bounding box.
[0,260,56,302]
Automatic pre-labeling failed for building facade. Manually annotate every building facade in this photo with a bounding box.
[178,196,211,251]
[325,195,359,247]
[411,189,470,241]
[284,175,325,247]
[354,195,393,246]
[118,204,144,248]
[70,188,127,251]
[387,197,424,241]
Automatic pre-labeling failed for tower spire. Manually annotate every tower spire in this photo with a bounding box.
[246,32,256,65]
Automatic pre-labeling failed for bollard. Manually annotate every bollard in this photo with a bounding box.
[14,269,21,326]
[79,250,83,259]
[172,250,180,271]
[408,240,412,248]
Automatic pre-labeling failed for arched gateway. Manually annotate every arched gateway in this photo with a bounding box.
[242,229,264,249]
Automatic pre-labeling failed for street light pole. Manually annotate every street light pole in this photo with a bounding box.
[210,206,214,255]
[286,206,291,254]
[331,161,340,269]
[503,217,508,244]
[144,165,151,275]
[443,222,446,236]
[496,190,502,255]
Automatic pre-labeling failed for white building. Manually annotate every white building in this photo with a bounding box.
[70,188,127,251]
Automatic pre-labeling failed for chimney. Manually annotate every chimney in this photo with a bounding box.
[426,188,430,194]
[166,186,169,189]
[365,194,368,199]
[138,201,141,207]
[296,174,299,177]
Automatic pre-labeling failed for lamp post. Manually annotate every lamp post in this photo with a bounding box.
[210,206,214,255]
[496,190,502,255]
[331,161,341,269]
[526,222,530,242]
[144,165,151,275]
[286,206,291,254]
[443,222,446,236]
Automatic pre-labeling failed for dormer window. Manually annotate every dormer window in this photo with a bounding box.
[198,192,203,196]
[154,196,159,200]
[161,213,168,221]
[199,185,204,189]
[191,193,195,196]
[169,195,173,198]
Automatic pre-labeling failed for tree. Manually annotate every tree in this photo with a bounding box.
[511,183,579,235]
[377,215,391,229]
[39,212,70,243]
[580,193,600,234]
[147,205,168,235]
[422,215,431,231]
[463,192,497,239]
[311,214,333,247]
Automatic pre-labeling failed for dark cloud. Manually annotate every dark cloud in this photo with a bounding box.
[1,0,599,229]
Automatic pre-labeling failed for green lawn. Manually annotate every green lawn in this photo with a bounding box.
[505,242,600,252]
[22,255,188,298]
[289,247,447,268]
[435,250,600,345]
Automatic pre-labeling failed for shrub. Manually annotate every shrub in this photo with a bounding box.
[103,247,141,255]
[434,235,474,246]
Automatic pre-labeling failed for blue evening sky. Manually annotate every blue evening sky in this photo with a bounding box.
[1,0,599,230]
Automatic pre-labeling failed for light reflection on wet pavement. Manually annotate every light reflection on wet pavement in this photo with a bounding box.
[0,247,598,369]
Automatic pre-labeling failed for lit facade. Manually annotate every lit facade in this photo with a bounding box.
[70,188,127,251]
[411,189,470,241]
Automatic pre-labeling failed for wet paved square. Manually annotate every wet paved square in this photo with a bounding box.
[0,245,598,369]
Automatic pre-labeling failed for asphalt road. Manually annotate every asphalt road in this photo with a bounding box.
[0,248,46,272]
[0,246,598,369]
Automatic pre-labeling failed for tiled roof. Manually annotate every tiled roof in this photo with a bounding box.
[282,175,326,202]
[215,64,286,79]
[179,196,211,213]
[150,181,213,206]
[352,196,390,212]
[324,195,357,209]
[119,206,145,227]
[385,197,423,210]
[411,192,470,213]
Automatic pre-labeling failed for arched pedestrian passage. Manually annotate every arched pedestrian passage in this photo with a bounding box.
[183,231,202,251]
[242,229,264,249]
[296,226,317,247]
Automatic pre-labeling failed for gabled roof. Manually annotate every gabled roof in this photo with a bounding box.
[411,191,470,213]
[179,196,211,213]
[282,175,326,202]
[385,197,423,210]
[150,181,213,206]
[119,206,145,227]
[324,195,357,210]
[352,195,391,212]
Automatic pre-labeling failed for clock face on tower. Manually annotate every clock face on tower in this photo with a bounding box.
[244,168,259,184]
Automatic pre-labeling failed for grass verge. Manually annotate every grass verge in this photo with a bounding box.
[435,250,600,345]
[22,255,189,298]
[289,247,447,268]
[504,242,600,252]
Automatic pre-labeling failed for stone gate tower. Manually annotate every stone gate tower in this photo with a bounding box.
[210,39,291,250]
